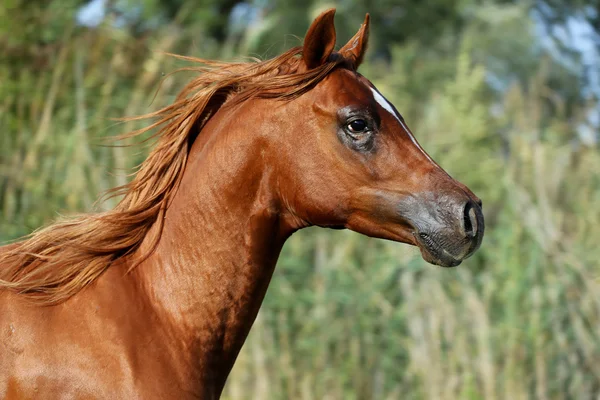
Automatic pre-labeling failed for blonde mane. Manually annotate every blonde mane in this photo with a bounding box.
[0,47,347,305]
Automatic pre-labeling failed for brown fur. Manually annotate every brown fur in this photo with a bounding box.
[0,47,345,305]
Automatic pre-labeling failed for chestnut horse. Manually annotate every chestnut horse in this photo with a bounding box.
[0,9,483,399]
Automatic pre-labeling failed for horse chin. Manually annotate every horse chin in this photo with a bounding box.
[414,232,463,268]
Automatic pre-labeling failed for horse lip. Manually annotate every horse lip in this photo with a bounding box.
[413,231,463,268]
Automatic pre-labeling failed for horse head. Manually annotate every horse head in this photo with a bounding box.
[263,9,484,266]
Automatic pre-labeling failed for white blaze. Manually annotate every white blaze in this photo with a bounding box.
[369,87,434,163]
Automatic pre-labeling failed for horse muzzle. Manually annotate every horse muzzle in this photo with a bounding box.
[399,193,485,267]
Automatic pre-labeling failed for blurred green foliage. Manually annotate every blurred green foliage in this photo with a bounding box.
[1,0,599,398]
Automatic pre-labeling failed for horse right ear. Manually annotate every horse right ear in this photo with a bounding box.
[302,9,337,69]
[339,13,370,69]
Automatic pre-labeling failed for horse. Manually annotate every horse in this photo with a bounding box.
[0,9,484,399]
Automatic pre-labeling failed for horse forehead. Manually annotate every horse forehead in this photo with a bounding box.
[322,70,400,120]
[322,68,375,104]
[316,69,402,120]
[351,76,399,119]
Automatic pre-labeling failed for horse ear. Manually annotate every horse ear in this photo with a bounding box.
[339,14,370,69]
[302,9,337,69]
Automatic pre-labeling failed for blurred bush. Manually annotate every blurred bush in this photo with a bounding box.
[1,1,599,398]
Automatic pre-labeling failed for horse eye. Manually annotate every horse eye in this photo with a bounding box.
[339,115,375,151]
[347,119,368,133]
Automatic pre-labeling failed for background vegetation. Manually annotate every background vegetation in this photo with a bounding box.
[1,0,599,398]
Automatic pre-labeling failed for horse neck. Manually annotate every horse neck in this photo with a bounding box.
[130,109,297,391]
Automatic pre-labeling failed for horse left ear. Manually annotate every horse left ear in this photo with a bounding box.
[303,9,337,69]
[339,14,370,69]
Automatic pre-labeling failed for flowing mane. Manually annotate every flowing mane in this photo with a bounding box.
[0,46,346,305]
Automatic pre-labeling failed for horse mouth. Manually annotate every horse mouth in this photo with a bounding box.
[414,232,463,268]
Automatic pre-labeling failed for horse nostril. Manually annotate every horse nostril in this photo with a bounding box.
[463,201,478,238]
